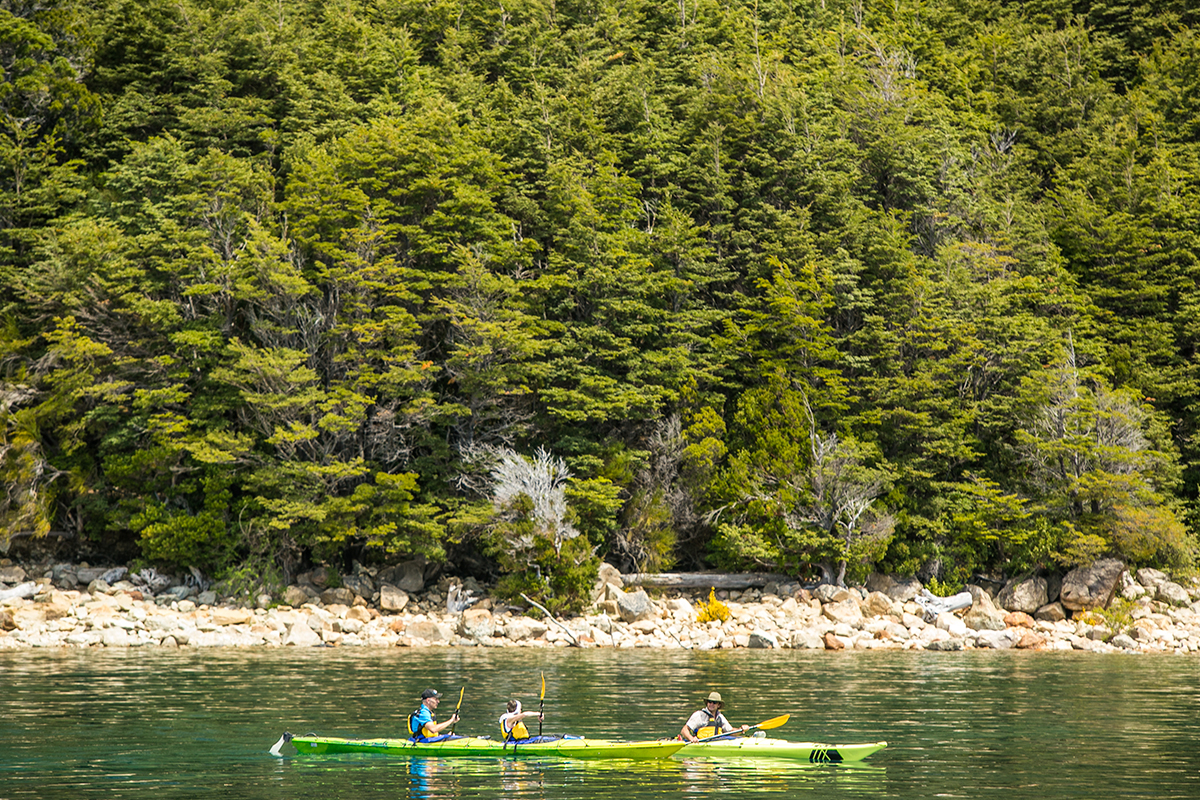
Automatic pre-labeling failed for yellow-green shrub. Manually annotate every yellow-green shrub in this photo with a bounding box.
[696,588,731,623]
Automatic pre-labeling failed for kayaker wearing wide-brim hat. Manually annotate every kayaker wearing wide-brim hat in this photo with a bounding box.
[409,688,459,741]
[679,691,749,742]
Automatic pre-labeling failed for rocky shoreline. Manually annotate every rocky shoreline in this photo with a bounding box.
[2,557,1199,653]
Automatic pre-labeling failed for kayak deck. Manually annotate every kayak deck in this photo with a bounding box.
[677,737,887,762]
[283,733,686,760]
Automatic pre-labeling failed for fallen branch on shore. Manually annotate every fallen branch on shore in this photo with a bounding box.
[519,593,580,646]
[621,572,793,590]
[0,582,37,602]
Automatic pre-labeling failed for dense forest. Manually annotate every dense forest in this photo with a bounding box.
[2,0,1198,609]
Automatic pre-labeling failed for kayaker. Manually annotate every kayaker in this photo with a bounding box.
[679,691,748,742]
[409,689,460,741]
[499,699,544,741]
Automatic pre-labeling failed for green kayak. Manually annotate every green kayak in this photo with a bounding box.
[274,732,687,760]
[677,737,887,762]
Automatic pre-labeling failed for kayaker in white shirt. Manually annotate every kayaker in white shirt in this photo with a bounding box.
[679,691,749,742]
[499,699,544,741]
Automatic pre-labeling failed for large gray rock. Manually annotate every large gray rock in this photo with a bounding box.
[789,628,825,649]
[974,629,1017,649]
[283,621,322,646]
[1135,568,1169,590]
[379,584,409,612]
[503,616,549,641]
[926,638,965,651]
[997,577,1048,614]
[76,567,107,584]
[748,630,778,649]
[1034,602,1066,622]
[597,562,623,588]
[865,573,922,602]
[51,565,78,589]
[821,598,864,626]
[963,592,1007,631]
[342,574,374,599]
[1156,582,1190,606]
[144,614,180,632]
[407,619,454,643]
[320,587,355,606]
[101,627,133,647]
[813,584,855,604]
[390,560,427,593]
[861,591,898,617]
[212,607,254,626]
[283,584,316,607]
[0,564,26,584]
[1110,633,1138,650]
[1061,559,1125,611]
[616,588,656,623]
[936,612,969,637]
[458,609,495,640]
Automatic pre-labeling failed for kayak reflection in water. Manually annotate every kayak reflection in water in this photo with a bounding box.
[500,699,545,742]
[409,688,461,742]
[679,691,749,742]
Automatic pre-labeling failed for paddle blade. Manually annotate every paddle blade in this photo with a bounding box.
[268,732,293,757]
[540,672,546,700]
[756,714,790,732]
[695,714,791,743]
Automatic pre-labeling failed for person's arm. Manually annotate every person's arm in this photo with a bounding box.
[680,712,700,742]
[426,712,460,735]
[719,714,748,734]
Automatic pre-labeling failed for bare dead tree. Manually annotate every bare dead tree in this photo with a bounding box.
[489,446,580,556]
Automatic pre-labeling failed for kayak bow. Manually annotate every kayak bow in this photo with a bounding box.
[278,732,687,760]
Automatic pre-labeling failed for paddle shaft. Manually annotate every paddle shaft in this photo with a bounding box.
[449,686,465,734]
[538,672,545,736]
[695,713,790,743]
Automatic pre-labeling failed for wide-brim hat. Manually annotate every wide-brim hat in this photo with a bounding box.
[705,691,724,705]
[421,689,442,699]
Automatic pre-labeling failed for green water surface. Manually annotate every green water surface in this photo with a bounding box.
[2,648,1198,799]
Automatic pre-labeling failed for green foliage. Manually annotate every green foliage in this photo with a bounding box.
[1078,596,1137,636]
[923,575,964,597]
[489,520,599,615]
[214,560,284,605]
[3,0,1200,587]
[564,476,624,552]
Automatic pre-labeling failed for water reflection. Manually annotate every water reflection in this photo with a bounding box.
[498,758,544,796]
[4,649,1200,800]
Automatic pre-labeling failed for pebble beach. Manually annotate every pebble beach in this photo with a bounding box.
[3,558,1199,654]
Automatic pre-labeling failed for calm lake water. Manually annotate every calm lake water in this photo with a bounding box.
[3,647,1199,799]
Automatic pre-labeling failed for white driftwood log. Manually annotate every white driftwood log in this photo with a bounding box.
[0,581,37,602]
[913,589,974,622]
[621,572,793,590]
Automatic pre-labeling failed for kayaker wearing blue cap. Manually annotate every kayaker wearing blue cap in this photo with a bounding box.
[409,689,460,741]
[679,691,749,742]
[499,699,544,741]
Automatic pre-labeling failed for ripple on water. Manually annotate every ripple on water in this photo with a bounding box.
[2,648,1200,799]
